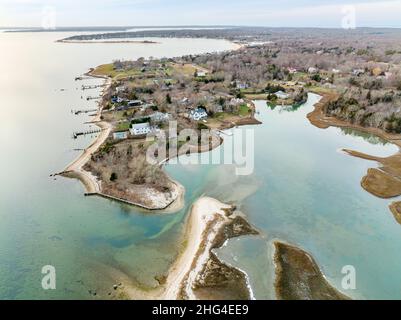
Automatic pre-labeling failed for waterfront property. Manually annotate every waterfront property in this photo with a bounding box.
[189,107,208,121]
[130,122,152,136]
[275,91,290,100]
[229,98,245,106]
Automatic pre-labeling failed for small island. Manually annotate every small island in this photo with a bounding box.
[274,241,350,300]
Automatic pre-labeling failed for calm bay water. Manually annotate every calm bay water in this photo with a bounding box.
[1,31,401,300]
[165,96,401,300]
[0,32,235,299]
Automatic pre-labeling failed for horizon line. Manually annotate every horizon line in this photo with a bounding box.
[2,25,401,30]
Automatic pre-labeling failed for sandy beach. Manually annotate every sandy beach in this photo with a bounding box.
[115,196,253,300]
[61,77,112,193]
[60,73,185,211]
[115,197,230,299]
[163,197,231,299]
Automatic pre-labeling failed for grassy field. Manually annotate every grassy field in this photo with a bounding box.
[238,104,251,116]
[307,85,337,95]
[244,93,268,100]
[92,63,141,79]
[115,121,131,132]
[164,63,198,80]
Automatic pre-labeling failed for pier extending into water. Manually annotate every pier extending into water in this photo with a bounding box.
[72,128,104,139]
[81,84,105,90]
[86,96,101,101]
[71,108,98,115]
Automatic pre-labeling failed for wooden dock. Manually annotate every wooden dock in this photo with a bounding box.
[81,84,105,90]
[86,96,101,101]
[72,128,103,139]
[72,108,98,115]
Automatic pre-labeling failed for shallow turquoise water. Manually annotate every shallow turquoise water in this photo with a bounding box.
[0,32,235,299]
[1,31,401,300]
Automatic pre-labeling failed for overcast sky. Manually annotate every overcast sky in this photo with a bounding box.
[1,0,401,28]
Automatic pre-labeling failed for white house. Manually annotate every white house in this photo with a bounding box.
[196,71,207,77]
[116,86,127,93]
[236,82,248,90]
[150,112,170,122]
[229,98,245,106]
[352,69,365,76]
[181,97,189,104]
[130,123,152,136]
[275,91,290,99]
[287,67,297,74]
[189,107,208,121]
[113,131,128,140]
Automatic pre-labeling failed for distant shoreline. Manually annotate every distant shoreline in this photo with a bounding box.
[57,39,159,44]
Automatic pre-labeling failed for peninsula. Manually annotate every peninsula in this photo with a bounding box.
[60,27,401,299]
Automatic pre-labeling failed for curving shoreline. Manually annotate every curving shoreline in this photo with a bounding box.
[163,197,233,299]
[57,40,158,44]
[273,241,350,300]
[61,76,112,194]
[60,72,186,211]
[60,57,259,299]
[115,196,257,300]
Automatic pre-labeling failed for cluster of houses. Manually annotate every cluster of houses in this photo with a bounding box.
[112,106,209,140]
[111,97,158,113]
[351,67,393,79]
[112,112,171,140]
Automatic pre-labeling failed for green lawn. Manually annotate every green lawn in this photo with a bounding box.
[213,112,231,120]
[92,63,141,79]
[115,121,131,132]
[238,104,251,116]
